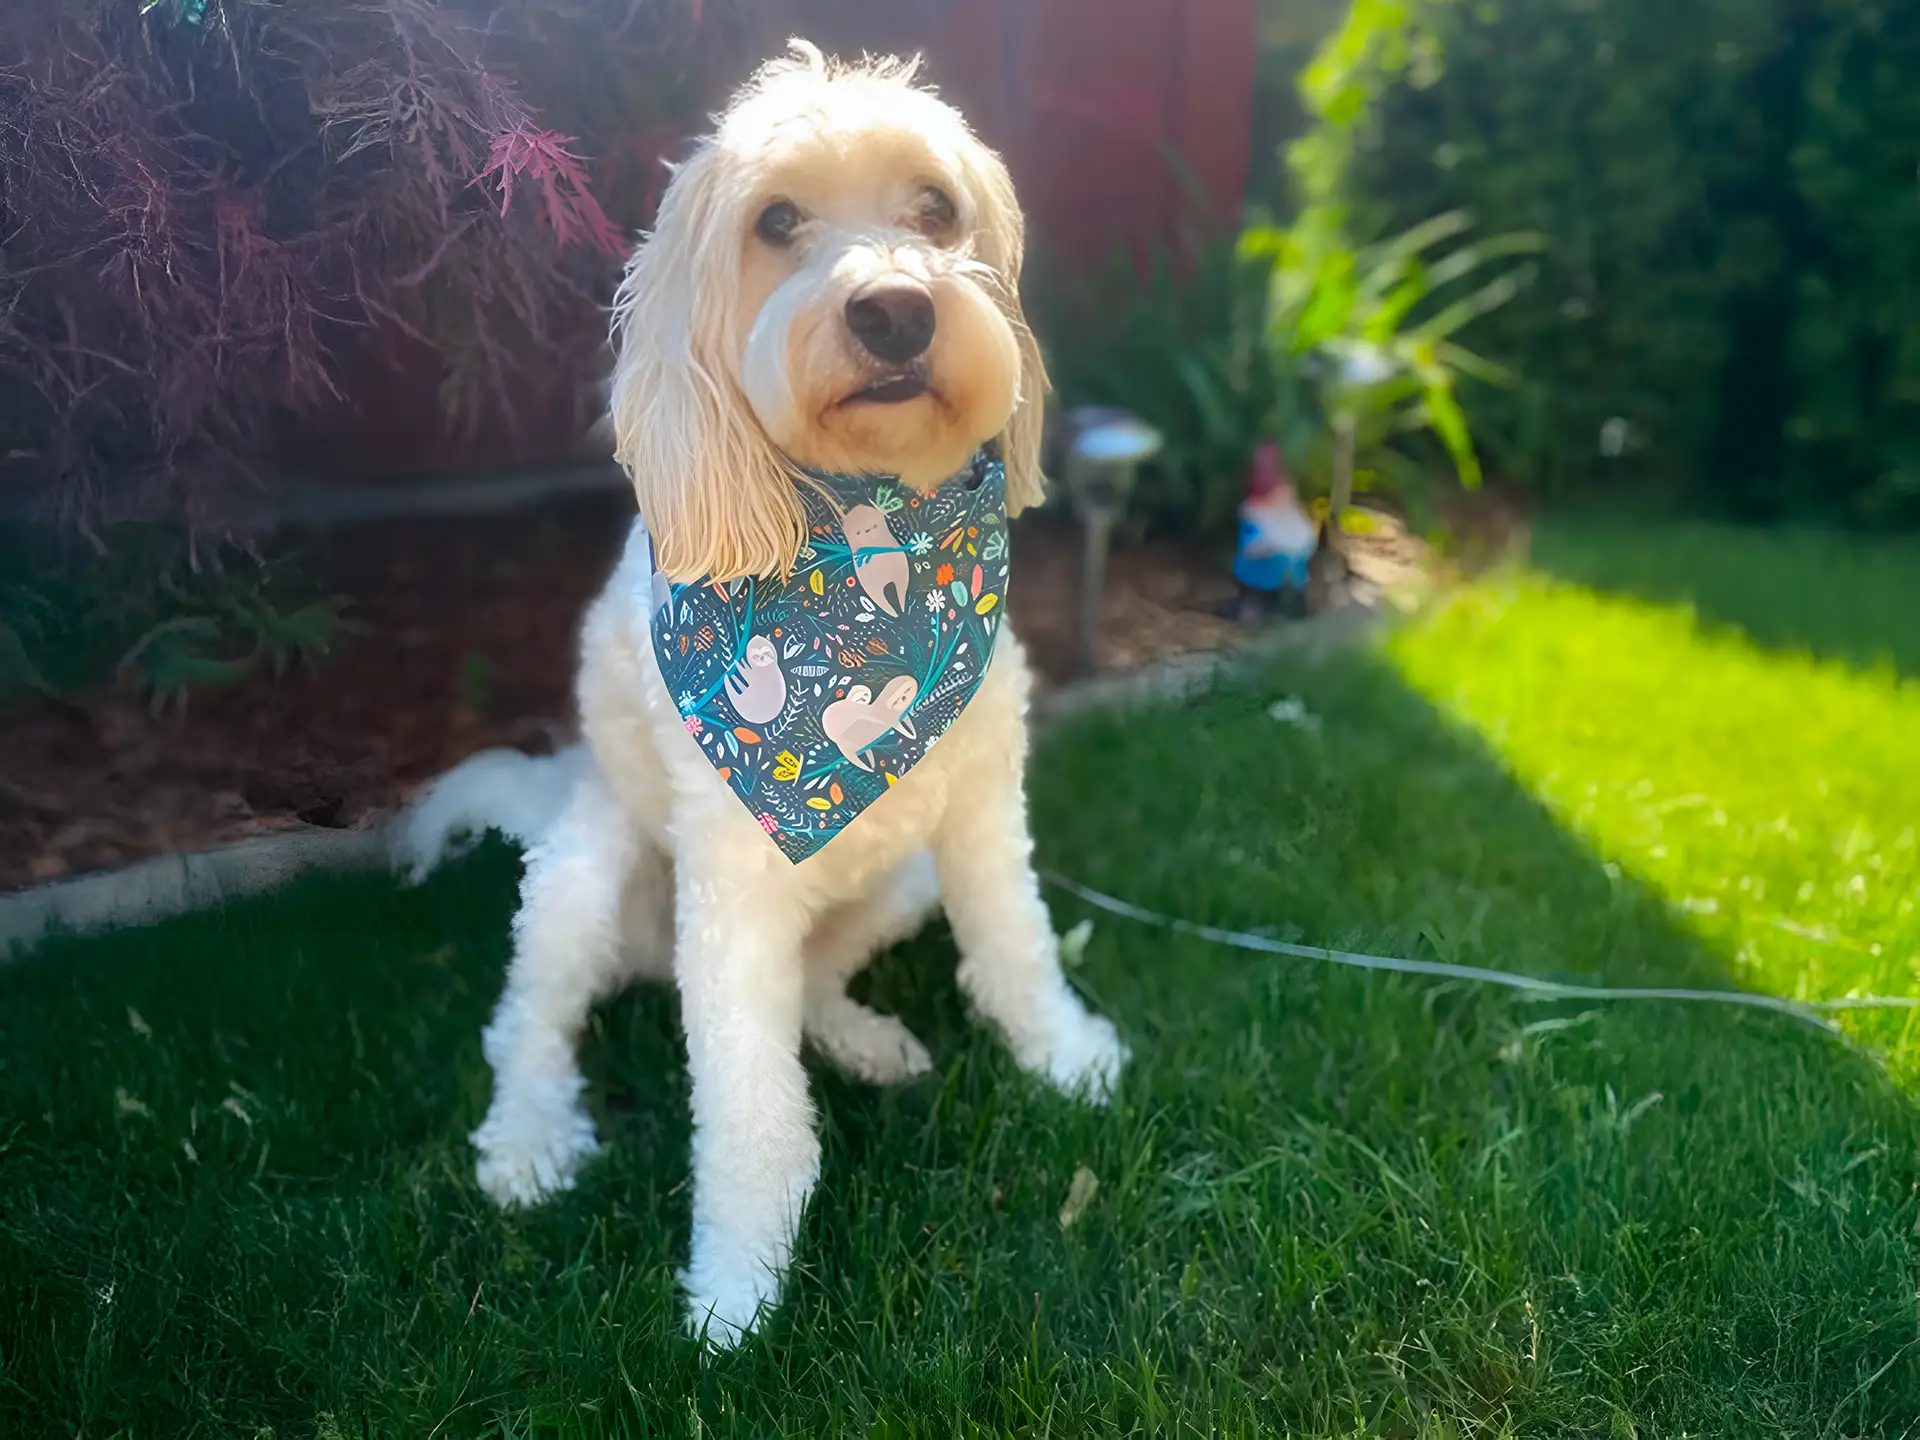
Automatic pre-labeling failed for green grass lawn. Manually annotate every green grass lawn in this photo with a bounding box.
[1531,516,1920,680]
[4,521,1920,1436]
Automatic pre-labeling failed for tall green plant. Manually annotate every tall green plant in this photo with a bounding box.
[1252,0,1536,532]
[1039,240,1318,539]
[1287,0,1457,226]
[1039,0,1490,541]
[1243,210,1541,524]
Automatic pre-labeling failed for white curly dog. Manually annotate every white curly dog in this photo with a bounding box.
[397,41,1128,1348]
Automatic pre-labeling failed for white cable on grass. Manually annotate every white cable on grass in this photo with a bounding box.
[1043,873,1920,1034]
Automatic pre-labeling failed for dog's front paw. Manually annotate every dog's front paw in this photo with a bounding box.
[681,1251,781,1351]
[1034,1009,1129,1106]
[471,1098,601,1208]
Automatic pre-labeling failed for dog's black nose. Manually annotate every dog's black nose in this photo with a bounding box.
[846,279,935,365]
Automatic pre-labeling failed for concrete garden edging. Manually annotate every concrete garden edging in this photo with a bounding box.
[0,824,389,956]
[0,600,1390,958]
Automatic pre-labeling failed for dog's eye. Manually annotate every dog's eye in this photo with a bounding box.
[754,200,803,247]
[916,186,958,237]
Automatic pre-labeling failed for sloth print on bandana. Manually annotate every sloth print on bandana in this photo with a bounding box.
[651,447,1009,863]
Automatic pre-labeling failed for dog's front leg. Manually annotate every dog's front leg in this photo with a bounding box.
[802,853,940,1084]
[472,769,634,1207]
[674,848,817,1348]
[934,753,1129,1102]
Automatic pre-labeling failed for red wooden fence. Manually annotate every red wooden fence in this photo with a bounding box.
[927,0,1257,267]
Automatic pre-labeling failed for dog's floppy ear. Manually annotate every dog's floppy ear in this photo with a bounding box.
[609,144,805,583]
[956,140,1049,516]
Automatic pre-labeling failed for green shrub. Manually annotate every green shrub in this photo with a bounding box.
[1037,240,1314,540]
[1241,206,1542,526]
[0,526,340,713]
[1784,0,1920,521]
[1338,0,1920,525]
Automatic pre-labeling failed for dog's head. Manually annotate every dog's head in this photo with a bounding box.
[610,39,1046,582]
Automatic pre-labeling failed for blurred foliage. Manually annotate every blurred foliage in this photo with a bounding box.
[1039,0,1537,542]
[1783,1,1920,523]
[1035,207,1533,541]
[0,0,750,540]
[1243,208,1542,515]
[1247,0,1353,209]
[1038,239,1318,540]
[1341,0,1920,525]
[0,527,340,713]
[1286,0,1458,227]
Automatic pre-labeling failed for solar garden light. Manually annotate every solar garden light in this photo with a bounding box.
[1059,406,1163,676]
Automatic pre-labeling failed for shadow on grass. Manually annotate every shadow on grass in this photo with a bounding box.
[1529,515,1920,681]
[2,647,1918,1436]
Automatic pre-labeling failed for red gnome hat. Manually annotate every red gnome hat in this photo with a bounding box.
[1246,442,1289,501]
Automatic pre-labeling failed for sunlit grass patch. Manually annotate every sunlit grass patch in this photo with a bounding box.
[1389,559,1920,1071]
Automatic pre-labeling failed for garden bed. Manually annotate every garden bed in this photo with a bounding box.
[2,493,1440,894]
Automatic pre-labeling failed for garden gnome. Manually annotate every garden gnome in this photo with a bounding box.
[1231,442,1317,621]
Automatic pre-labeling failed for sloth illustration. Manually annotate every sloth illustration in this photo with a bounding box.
[842,504,910,616]
[820,675,919,769]
[723,634,788,725]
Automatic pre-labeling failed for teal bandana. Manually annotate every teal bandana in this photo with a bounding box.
[650,448,1008,863]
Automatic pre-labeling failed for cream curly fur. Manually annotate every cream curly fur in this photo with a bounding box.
[397,40,1125,1350]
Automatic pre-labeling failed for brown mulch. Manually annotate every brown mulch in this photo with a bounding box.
[0,495,620,893]
[2,494,1344,895]
[1004,512,1249,678]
